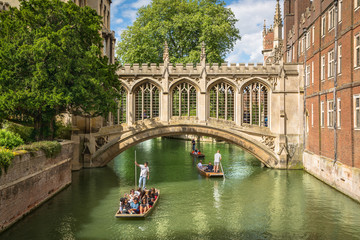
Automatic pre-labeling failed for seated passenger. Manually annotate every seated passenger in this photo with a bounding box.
[205,162,214,172]
[129,198,140,214]
[128,189,136,202]
[195,149,199,154]
[117,198,125,214]
[140,198,148,214]
[134,187,141,197]
[197,160,203,169]
[197,151,201,155]
[122,198,131,214]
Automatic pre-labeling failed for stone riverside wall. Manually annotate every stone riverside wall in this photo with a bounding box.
[304,151,360,203]
[0,141,73,232]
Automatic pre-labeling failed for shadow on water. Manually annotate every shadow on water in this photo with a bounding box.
[0,167,119,240]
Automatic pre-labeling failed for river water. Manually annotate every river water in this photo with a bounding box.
[1,138,360,240]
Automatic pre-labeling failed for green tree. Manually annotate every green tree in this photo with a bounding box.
[0,0,120,140]
[117,0,240,64]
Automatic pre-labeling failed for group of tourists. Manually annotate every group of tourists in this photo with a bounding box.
[197,150,222,172]
[191,139,203,155]
[118,187,158,215]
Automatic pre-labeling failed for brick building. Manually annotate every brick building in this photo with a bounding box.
[264,0,359,194]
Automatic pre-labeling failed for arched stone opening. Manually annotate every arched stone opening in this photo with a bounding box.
[91,125,279,168]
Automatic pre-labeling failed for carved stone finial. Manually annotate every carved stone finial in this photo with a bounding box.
[274,0,283,27]
[163,41,169,63]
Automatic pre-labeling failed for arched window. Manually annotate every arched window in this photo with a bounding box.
[135,83,160,121]
[172,82,197,117]
[113,86,127,125]
[242,82,268,127]
[209,82,235,121]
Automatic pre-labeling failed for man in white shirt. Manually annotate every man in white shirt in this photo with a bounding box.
[135,161,149,189]
[214,150,221,173]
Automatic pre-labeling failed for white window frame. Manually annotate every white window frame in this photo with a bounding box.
[298,41,301,56]
[355,95,360,129]
[302,37,305,53]
[321,101,325,127]
[306,32,310,50]
[355,0,360,10]
[328,50,335,78]
[292,45,295,60]
[337,98,341,128]
[327,100,334,128]
[312,26,315,45]
[311,103,314,127]
[306,65,310,86]
[355,34,360,68]
[328,7,335,31]
[321,55,326,81]
[321,16,326,37]
[339,1,342,22]
[338,45,342,74]
[312,61,314,84]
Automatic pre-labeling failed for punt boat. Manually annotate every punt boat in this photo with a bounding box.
[197,165,224,178]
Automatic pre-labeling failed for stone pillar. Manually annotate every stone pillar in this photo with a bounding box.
[160,92,169,122]
[236,90,242,126]
[127,92,134,125]
[198,42,207,122]
[198,92,207,122]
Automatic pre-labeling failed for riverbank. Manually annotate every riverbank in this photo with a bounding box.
[0,141,73,232]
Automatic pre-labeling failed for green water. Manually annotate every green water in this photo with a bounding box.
[1,138,360,240]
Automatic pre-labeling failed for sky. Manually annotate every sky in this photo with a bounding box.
[110,0,284,63]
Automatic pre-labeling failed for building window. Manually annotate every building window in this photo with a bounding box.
[328,50,335,78]
[356,0,360,9]
[355,35,360,68]
[337,98,341,128]
[113,86,127,124]
[327,100,334,128]
[135,82,160,121]
[302,37,305,53]
[293,45,295,60]
[321,101,325,127]
[242,82,268,127]
[298,41,301,56]
[339,1,342,22]
[312,26,315,45]
[172,82,197,117]
[311,104,314,127]
[103,39,107,56]
[328,8,335,30]
[312,62,314,84]
[321,55,325,81]
[306,65,310,86]
[355,95,360,128]
[210,82,235,121]
[306,32,310,49]
[338,45,342,74]
[321,16,326,37]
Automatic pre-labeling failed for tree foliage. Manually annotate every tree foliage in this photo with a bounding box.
[117,0,240,64]
[0,0,120,140]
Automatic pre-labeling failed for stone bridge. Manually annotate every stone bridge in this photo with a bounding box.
[73,44,304,169]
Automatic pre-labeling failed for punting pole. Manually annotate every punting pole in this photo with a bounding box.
[135,150,137,188]
[220,161,225,180]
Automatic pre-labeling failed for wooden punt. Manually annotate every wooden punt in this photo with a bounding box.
[115,190,160,218]
[197,165,224,178]
[190,152,205,158]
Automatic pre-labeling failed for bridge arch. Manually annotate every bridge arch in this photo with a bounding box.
[207,77,238,92]
[169,77,200,92]
[91,124,280,168]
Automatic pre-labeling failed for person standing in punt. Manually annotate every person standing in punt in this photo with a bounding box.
[214,150,222,173]
[135,160,149,189]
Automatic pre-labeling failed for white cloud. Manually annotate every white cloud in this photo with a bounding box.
[112,0,126,8]
[115,18,124,24]
[226,0,283,63]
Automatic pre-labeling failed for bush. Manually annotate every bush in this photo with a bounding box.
[2,121,35,143]
[55,121,72,140]
[0,129,24,149]
[15,141,62,158]
[0,147,15,176]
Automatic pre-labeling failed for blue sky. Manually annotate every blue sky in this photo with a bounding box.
[110,0,283,63]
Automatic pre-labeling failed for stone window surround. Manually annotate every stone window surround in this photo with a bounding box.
[321,101,325,127]
[355,34,360,68]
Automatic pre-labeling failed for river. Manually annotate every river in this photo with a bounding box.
[1,138,360,240]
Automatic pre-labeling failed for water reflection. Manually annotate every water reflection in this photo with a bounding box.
[1,138,360,240]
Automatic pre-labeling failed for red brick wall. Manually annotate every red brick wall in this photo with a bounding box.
[283,0,360,169]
